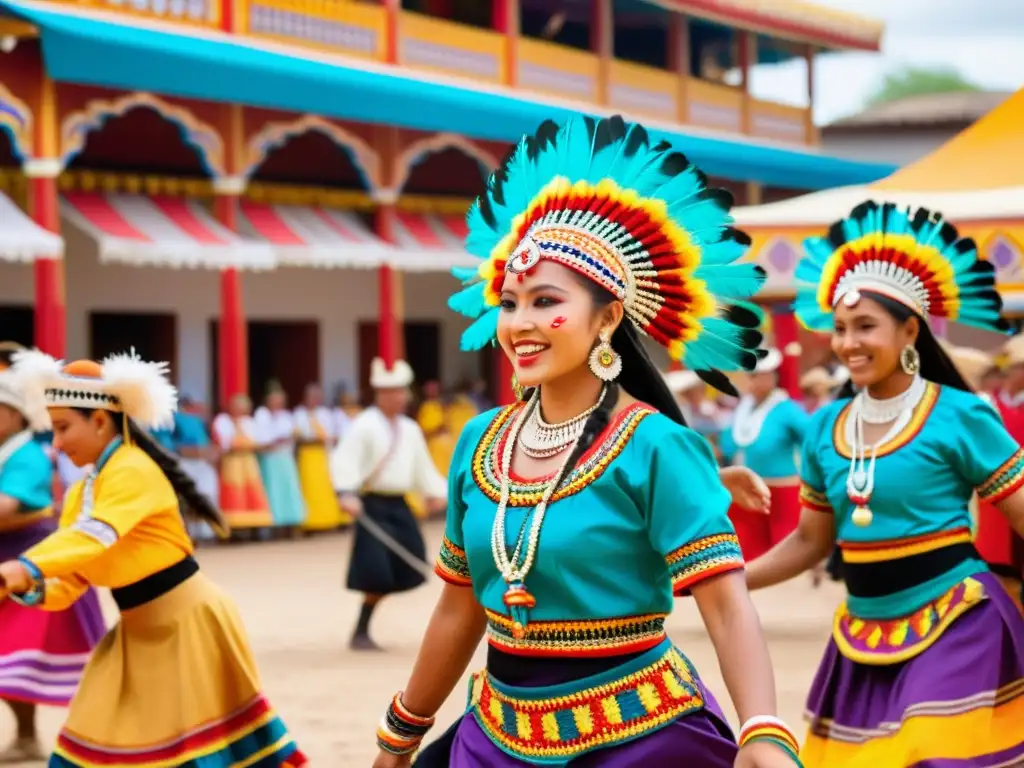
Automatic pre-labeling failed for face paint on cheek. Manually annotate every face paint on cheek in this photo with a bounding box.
[550,316,567,329]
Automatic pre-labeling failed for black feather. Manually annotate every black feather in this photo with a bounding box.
[696,187,733,212]
[953,237,976,255]
[592,118,616,154]
[659,151,690,177]
[696,369,738,398]
[723,227,752,247]
[724,304,762,329]
[621,121,648,158]
[651,139,673,153]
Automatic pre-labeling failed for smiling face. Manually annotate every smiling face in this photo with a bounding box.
[497,260,623,389]
[50,407,116,467]
[832,293,918,389]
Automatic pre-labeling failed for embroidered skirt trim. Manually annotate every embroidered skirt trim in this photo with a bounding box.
[485,611,667,657]
[832,576,986,665]
[471,639,704,763]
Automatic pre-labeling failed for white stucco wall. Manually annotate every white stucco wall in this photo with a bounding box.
[0,225,478,404]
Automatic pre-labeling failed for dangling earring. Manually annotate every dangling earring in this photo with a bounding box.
[900,344,920,375]
[511,373,525,402]
[588,330,622,382]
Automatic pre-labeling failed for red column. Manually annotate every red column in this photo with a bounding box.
[375,206,399,367]
[26,160,65,358]
[591,0,612,104]
[492,0,519,87]
[495,351,516,405]
[771,308,801,399]
[382,0,400,63]
[214,193,248,408]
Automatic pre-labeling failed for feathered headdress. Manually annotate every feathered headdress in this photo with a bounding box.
[12,348,178,430]
[0,369,51,432]
[449,114,767,392]
[795,200,1009,334]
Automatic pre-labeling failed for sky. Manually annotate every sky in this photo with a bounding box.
[749,0,1024,125]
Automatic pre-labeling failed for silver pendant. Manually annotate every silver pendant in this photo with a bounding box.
[852,469,867,488]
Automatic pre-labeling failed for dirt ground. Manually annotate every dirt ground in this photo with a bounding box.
[1,521,845,766]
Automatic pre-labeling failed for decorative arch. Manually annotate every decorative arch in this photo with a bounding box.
[0,83,32,161]
[243,115,382,195]
[61,92,226,179]
[393,132,497,195]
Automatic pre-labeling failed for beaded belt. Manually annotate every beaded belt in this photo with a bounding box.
[833,576,987,665]
[470,639,704,764]
[485,610,668,657]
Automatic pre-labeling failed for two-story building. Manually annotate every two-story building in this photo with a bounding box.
[0,0,892,406]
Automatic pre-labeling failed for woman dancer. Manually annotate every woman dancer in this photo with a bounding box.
[294,383,345,531]
[947,343,1024,609]
[0,350,306,767]
[720,349,809,560]
[254,382,307,534]
[0,370,105,763]
[212,393,273,534]
[747,201,1024,766]
[373,115,802,767]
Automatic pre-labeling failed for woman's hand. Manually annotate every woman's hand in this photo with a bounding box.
[735,740,800,767]
[371,751,412,768]
[719,466,771,513]
[0,560,32,592]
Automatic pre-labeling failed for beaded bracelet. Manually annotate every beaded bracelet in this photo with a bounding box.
[738,715,801,758]
[376,693,435,756]
[9,558,44,608]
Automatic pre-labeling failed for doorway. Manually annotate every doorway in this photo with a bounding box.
[209,319,320,408]
[357,321,440,406]
[90,312,178,380]
[0,306,33,346]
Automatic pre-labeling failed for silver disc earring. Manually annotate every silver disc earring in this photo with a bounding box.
[588,331,622,382]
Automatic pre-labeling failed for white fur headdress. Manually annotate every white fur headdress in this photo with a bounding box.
[12,348,178,430]
[0,369,51,432]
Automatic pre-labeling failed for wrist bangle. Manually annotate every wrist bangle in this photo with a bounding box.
[738,715,800,756]
[377,692,435,755]
[9,558,44,607]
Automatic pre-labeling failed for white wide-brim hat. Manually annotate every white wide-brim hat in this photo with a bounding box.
[0,369,50,431]
[663,369,703,394]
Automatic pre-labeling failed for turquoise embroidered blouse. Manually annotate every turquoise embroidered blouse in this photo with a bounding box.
[799,383,1024,619]
[0,437,54,513]
[719,398,808,480]
[173,412,211,448]
[435,403,745,657]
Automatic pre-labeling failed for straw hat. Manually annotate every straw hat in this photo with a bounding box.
[663,369,703,394]
[1002,334,1024,367]
[799,367,835,395]
[946,345,996,389]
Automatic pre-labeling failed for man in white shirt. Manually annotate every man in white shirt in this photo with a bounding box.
[331,358,446,650]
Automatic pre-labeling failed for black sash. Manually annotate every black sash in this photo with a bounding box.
[841,543,979,598]
[111,555,199,611]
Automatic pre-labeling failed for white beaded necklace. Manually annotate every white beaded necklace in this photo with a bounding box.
[730,389,787,448]
[845,375,925,527]
[518,387,604,458]
[490,388,596,638]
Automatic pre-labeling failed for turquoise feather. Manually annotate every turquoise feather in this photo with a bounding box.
[448,283,489,319]
[460,308,500,351]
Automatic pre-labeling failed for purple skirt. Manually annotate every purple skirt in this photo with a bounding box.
[0,519,106,706]
[803,570,1024,768]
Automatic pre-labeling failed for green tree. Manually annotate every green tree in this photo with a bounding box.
[865,66,982,107]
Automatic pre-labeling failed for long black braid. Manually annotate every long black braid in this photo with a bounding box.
[76,408,228,535]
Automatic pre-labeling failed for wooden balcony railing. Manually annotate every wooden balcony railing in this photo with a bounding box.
[43,0,817,146]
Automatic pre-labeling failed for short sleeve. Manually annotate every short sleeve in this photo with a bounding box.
[785,400,811,445]
[434,424,476,587]
[955,396,1024,503]
[644,421,744,595]
[0,444,53,512]
[798,408,833,514]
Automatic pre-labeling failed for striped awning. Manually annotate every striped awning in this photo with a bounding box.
[238,202,392,268]
[389,212,477,271]
[60,192,275,270]
[0,191,63,262]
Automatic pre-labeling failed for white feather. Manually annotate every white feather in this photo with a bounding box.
[101,348,178,429]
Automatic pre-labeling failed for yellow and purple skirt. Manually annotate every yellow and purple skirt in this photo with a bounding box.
[802,571,1024,767]
[49,572,306,767]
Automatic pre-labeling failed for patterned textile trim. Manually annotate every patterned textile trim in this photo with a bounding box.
[50,695,308,767]
[832,381,939,459]
[977,447,1024,503]
[665,533,745,595]
[472,645,703,763]
[485,610,667,657]
[838,527,973,564]
[832,576,987,665]
[434,536,472,586]
[799,483,832,514]
[802,682,1024,765]
[472,403,654,507]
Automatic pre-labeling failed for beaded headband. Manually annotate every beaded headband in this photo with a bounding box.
[795,200,1009,334]
[12,348,178,430]
[449,115,767,391]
